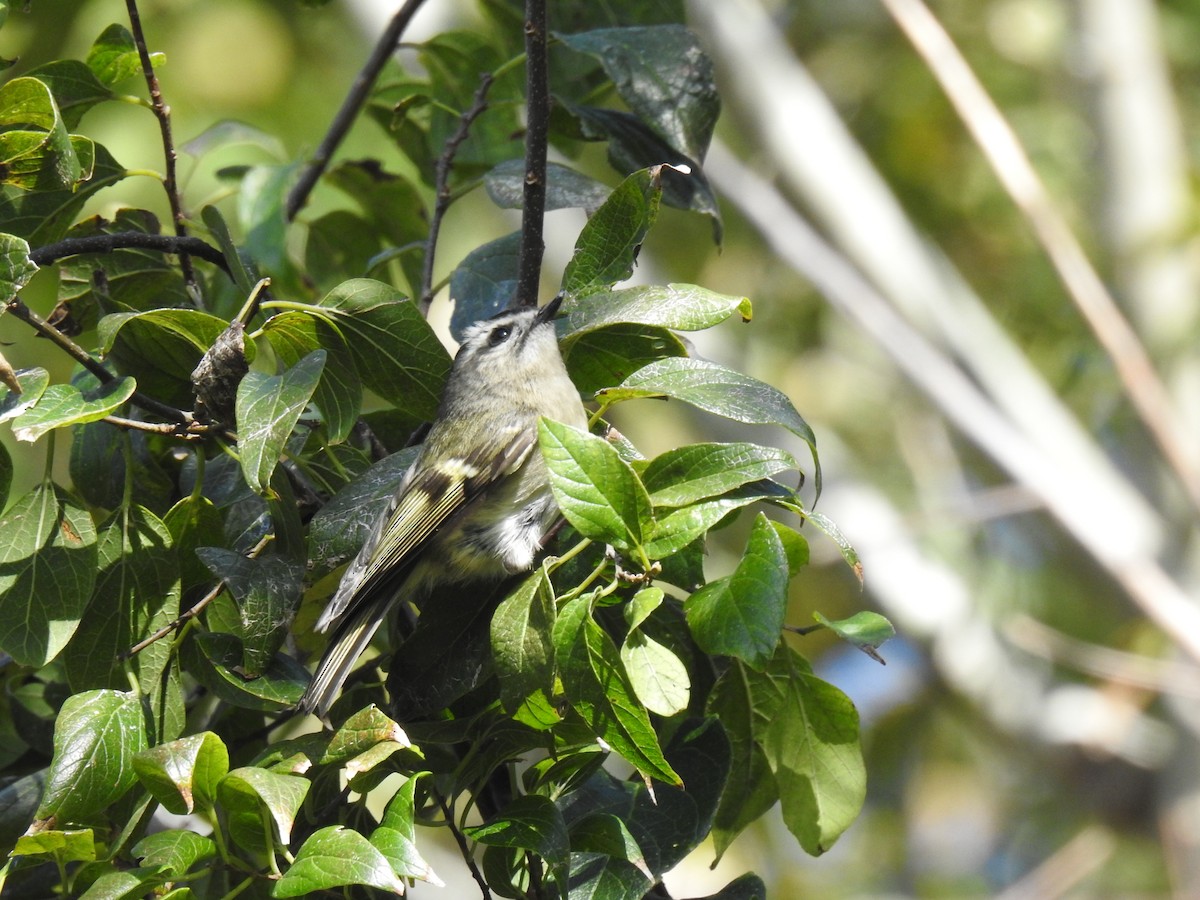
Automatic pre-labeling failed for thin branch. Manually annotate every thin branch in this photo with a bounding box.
[514,0,550,310]
[419,73,495,317]
[285,0,430,222]
[124,0,198,299]
[879,0,1200,515]
[5,298,190,424]
[29,232,231,275]
[436,791,492,900]
[102,414,203,439]
[123,534,272,658]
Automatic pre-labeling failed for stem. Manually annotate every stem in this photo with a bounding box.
[124,0,198,299]
[29,232,231,277]
[436,791,492,900]
[285,0,431,221]
[5,298,191,424]
[420,73,495,317]
[514,0,550,310]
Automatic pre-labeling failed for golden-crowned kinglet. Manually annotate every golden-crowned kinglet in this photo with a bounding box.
[299,296,587,717]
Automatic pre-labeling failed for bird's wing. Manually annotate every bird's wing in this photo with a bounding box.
[314,425,536,632]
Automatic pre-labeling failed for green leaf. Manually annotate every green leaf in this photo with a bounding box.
[466,794,570,866]
[0,141,125,244]
[163,493,225,597]
[77,867,170,900]
[447,230,521,341]
[320,705,411,766]
[98,308,233,410]
[569,104,721,240]
[814,611,895,664]
[11,829,96,864]
[194,548,303,677]
[36,689,146,823]
[131,829,217,877]
[624,586,663,633]
[0,482,98,667]
[643,480,792,561]
[185,631,308,711]
[640,442,798,508]
[804,510,863,583]
[562,282,751,335]
[485,158,612,214]
[695,874,769,900]
[537,418,653,553]
[771,520,810,577]
[0,232,38,302]
[218,766,310,851]
[57,210,191,316]
[562,168,662,296]
[0,77,83,190]
[133,732,229,816]
[491,568,556,712]
[707,663,779,862]
[63,505,179,698]
[371,773,443,884]
[304,209,381,291]
[275,826,405,897]
[87,23,164,86]
[0,366,49,423]
[561,323,687,395]
[239,163,297,277]
[235,350,325,494]
[26,60,113,129]
[10,375,136,442]
[620,630,690,717]
[598,357,819,495]
[749,648,865,856]
[559,26,719,163]
[568,814,651,878]
[553,595,681,786]
[318,279,451,419]
[685,513,788,670]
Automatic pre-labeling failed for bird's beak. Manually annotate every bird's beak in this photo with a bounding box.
[535,294,564,325]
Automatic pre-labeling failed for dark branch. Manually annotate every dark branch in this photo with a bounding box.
[419,73,495,317]
[514,0,550,310]
[436,791,492,899]
[124,0,198,299]
[285,0,430,222]
[30,232,231,275]
[6,298,190,425]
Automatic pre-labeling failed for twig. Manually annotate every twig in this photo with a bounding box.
[285,0,430,222]
[437,791,491,899]
[879,0,1200,515]
[123,534,273,658]
[124,0,198,300]
[513,0,550,310]
[5,297,190,424]
[102,414,203,439]
[29,232,231,275]
[419,73,495,316]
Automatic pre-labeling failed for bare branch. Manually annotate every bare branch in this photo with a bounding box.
[124,0,198,299]
[419,73,495,317]
[30,232,231,275]
[514,0,550,310]
[285,0,430,222]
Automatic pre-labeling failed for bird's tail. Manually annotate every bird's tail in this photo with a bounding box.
[298,591,394,719]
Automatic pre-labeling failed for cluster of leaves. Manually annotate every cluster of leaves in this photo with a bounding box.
[0,1,891,898]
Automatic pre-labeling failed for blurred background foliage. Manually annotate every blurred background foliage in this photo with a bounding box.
[4,0,1199,895]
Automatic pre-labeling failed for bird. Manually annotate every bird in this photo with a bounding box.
[298,296,587,718]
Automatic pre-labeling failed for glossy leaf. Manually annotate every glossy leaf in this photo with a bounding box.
[448,230,521,341]
[133,732,228,816]
[491,568,556,712]
[685,513,789,670]
[640,442,798,507]
[372,773,443,884]
[0,367,49,424]
[36,689,146,823]
[131,829,217,877]
[24,60,112,129]
[538,418,653,553]
[562,282,751,336]
[643,480,792,560]
[561,323,687,395]
[318,279,451,419]
[87,23,164,86]
[275,826,405,897]
[562,167,662,296]
[814,610,895,664]
[485,158,612,214]
[598,357,819,494]
[0,77,83,190]
[554,595,681,786]
[11,375,136,442]
[466,794,570,866]
[218,766,310,851]
[320,705,411,765]
[186,632,307,711]
[621,630,690,717]
[0,482,97,667]
[235,350,325,494]
[0,231,37,301]
[0,140,125,244]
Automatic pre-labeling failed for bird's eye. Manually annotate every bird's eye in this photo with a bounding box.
[487,325,513,347]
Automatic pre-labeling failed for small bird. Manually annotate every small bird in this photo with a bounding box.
[298,296,587,718]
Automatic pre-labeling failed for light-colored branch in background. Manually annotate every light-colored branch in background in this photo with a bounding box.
[879,0,1200,514]
[703,139,1200,665]
[688,0,1165,566]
